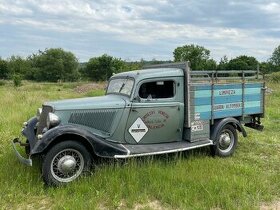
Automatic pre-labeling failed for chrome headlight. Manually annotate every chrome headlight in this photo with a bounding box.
[47,113,61,128]
[36,108,42,120]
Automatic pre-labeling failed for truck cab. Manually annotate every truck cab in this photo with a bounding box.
[108,68,185,145]
[12,62,265,186]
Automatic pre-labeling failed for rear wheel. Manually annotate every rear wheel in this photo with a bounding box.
[211,124,238,157]
[42,140,92,186]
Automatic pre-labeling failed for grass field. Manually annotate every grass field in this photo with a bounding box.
[0,81,279,210]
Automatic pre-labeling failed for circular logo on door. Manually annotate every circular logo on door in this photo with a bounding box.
[142,110,169,129]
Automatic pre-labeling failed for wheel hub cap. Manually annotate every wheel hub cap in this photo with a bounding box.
[219,134,231,148]
[57,155,77,174]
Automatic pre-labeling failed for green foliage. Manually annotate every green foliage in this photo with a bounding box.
[265,45,280,74]
[2,44,280,82]
[217,55,229,70]
[270,45,280,66]
[125,61,143,71]
[7,56,31,79]
[217,55,259,71]
[173,44,216,70]
[0,58,9,79]
[266,71,280,83]
[0,80,6,86]
[12,74,22,87]
[259,61,275,74]
[204,58,217,70]
[83,54,127,81]
[226,55,258,70]
[29,48,80,82]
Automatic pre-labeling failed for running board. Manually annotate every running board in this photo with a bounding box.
[114,139,213,158]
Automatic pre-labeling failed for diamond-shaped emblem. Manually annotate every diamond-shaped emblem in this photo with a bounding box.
[129,117,148,142]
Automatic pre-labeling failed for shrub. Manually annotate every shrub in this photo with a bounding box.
[265,71,280,83]
[13,74,22,87]
[0,80,5,86]
[29,48,80,82]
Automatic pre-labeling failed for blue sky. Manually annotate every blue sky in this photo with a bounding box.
[0,0,280,62]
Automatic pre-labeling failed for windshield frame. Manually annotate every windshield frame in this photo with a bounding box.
[106,76,135,98]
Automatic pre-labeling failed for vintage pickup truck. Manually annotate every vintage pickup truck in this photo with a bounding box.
[12,62,265,186]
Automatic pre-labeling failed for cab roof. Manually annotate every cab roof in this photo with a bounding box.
[111,68,184,81]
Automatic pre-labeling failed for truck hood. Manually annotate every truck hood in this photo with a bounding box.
[45,94,126,111]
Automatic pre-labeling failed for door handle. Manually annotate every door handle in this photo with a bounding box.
[132,109,138,112]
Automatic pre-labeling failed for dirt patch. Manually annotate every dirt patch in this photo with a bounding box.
[133,200,166,210]
[74,82,106,94]
[260,201,280,210]
[99,199,168,210]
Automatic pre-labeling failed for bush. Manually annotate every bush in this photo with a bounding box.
[29,48,80,82]
[13,74,22,87]
[84,54,127,81]
[265,71,280,83]
[0,58,9,79]
[0,80,6,86]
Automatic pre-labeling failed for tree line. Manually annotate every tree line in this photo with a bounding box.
[0,45,280,82]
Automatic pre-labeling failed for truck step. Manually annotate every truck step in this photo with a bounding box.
[115,139,213,158]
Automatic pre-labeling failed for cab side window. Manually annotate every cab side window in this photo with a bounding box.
[139,80,175,99]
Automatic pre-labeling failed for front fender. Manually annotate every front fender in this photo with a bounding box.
[30,125,128,158]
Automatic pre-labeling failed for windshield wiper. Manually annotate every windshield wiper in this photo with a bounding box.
[119,78,128,93]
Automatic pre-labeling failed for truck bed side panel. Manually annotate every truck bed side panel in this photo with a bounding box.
[191,83,263,120]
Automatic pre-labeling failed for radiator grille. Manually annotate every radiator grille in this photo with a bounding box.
[69,110,117,133]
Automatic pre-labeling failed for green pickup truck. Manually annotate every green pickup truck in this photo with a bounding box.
[12,62,265,186]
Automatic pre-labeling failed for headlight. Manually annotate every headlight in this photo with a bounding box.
[47,113,61,128]
[36,108,42,120]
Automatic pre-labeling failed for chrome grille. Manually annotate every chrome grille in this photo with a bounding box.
[69,110,117,133]
[36,105,53,135]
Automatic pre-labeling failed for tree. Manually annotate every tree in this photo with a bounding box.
[0,58,8,79]
[217,56,229,70]
[29,48,80,82]
[84,54,127,81]
[204,59,217,70]
[173,44,216,70]
[7,55,31,79]
[226,55,258,70]
[268,45,280,73]
[270,45,280,66]
[124,61,143,71]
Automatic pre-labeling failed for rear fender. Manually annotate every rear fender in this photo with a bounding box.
[210,117,247,144]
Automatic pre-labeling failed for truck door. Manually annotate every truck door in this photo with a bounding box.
[125,79,184,144]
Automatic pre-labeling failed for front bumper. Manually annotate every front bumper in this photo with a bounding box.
[12,138,32,166]
[12,117,38,167]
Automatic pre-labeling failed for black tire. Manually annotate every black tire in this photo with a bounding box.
[42,140,92,186]
[210,124,238,157]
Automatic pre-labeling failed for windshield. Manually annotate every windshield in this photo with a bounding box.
[106,78,134,96]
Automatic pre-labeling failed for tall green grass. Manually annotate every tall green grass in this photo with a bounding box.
[0,81,279,209]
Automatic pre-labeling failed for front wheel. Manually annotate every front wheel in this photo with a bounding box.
[210,124,238,157]
[42,140,92,186]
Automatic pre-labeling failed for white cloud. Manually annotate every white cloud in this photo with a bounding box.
[0,1,33,15]
[0,0,279,61]
[261,2,280,14]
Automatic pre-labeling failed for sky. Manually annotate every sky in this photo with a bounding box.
[0,0,280,62]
